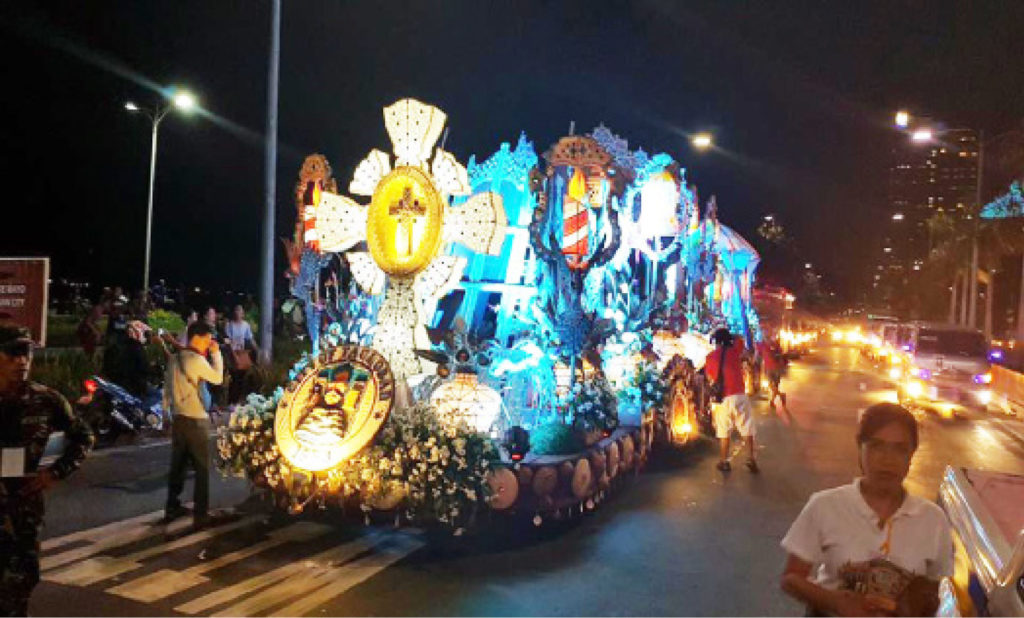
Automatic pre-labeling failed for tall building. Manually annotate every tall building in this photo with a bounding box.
[875,122,979,311]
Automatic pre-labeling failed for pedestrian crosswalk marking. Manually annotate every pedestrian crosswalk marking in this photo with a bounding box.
[41,509,165,552]
[41,513,193,571]
[269,535,424,617]
[176,532,385,616]
[105,521,332,603]
[39,512,425,616]
[45,516,256,586]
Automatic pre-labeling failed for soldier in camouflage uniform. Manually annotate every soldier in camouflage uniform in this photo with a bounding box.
[0,325,94,616]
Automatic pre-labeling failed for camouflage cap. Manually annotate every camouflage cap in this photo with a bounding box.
[0,324,34,352]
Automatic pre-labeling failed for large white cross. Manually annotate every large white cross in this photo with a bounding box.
[311,98,507,380]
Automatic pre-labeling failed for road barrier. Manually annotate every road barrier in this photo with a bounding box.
[991,365,1024,419]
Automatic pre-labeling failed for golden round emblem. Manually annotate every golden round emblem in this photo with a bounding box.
[366,166,445,277]
[274,345,395,473]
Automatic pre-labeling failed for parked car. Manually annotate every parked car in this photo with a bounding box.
[895,323,992,414]
[937,465,1024,616]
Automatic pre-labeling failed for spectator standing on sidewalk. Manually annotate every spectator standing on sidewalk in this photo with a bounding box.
[0,325,94,616]
[76,304,104,363]
[704,327,758,473]
[225,305,261,404]
[162,321,223,530]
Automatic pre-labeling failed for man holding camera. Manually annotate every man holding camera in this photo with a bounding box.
[162,321,223,530]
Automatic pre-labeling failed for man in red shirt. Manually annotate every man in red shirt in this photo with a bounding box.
[757,336,788,411]
[705,328,758,473]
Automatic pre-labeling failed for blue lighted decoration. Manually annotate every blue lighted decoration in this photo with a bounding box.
[428,134,540,346]
[527,135,621,363]
[981,181,1024,220]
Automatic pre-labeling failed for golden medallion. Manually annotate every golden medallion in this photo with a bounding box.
[366,166,445,277]
[274,345,395,473]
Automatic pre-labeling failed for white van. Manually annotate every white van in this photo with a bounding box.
[896,323,992,412]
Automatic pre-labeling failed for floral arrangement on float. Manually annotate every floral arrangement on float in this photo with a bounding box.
[216,347,499,533]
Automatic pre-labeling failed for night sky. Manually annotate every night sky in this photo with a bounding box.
[2,1,1022,301]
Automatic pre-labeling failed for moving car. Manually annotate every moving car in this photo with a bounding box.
[895,323,992,413]
[937,466,1024,616]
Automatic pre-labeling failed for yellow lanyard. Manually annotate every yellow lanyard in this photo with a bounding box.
[879,519,894,556]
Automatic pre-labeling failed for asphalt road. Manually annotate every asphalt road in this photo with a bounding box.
[31,344,1024,616]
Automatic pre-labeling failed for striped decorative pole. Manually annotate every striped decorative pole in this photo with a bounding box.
[562,168,589,269]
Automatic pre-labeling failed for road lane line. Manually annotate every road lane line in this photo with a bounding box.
[42,516,193,571]
[176,533,382,616]
[104,521,332,603]
[269,535,424,617]
[45,515,256,586]
[41,509,164,552]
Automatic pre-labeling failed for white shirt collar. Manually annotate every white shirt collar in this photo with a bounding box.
[848,477,924,526]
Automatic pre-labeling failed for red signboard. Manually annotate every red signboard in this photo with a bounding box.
[0,258,49,346]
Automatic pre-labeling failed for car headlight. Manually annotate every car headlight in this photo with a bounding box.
[888,367,902,380]
[907,380,924,398]
[976,390,992,405]
[973,372,992,385]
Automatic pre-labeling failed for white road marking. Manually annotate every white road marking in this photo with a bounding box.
[40,510,424,616]
[42,509,164,552]
[269,534,424,617]
[42,513,192,571]
[177,533,384,616]
[105,521,332,603]
[45,516,256,586]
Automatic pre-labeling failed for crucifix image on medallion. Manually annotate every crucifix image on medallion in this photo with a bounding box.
[389,186,426,257]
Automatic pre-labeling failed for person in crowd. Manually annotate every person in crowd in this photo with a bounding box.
[780,403,953,617]
[101,320,152,399]
[104,290,128,344]
[128,290,150,323]
[162,321,223,530]
[178,308,198,347]
[758,336,788,411]
[76,303,104,362]
[0,325,94,616]
[225,305,261,404]
[201,306,227,410]
[704,327,758,473]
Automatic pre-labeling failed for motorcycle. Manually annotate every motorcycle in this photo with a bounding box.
[75,376,165,446]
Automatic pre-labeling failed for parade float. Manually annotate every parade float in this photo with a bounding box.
[218,98,764,531]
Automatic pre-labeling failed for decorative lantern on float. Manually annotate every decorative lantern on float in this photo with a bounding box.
[429,372,503,434]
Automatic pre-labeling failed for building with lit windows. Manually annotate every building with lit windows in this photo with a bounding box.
[875,122,979,309]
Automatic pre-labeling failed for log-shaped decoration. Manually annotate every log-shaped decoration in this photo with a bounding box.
[559,460,575,481]
[621,435,635,470]
[571,457,593,499]
[517,466,534,488]
[606,441,620,478]
[597,472,611,489]
[532,466,558,497]
[589,450,606,476]
[486,467,519,510]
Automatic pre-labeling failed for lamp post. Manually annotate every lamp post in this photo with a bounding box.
[125,89,197,294]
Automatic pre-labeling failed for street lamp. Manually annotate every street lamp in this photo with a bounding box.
[910,128,933,143]
[892,213,904,221]
[125,87,198,293]
[895,110,910,129]
[691,133,713,150]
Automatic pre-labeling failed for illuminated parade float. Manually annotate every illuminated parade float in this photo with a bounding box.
[218,98,765,530]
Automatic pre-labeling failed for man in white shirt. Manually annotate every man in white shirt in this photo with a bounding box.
[162,322,223,529]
